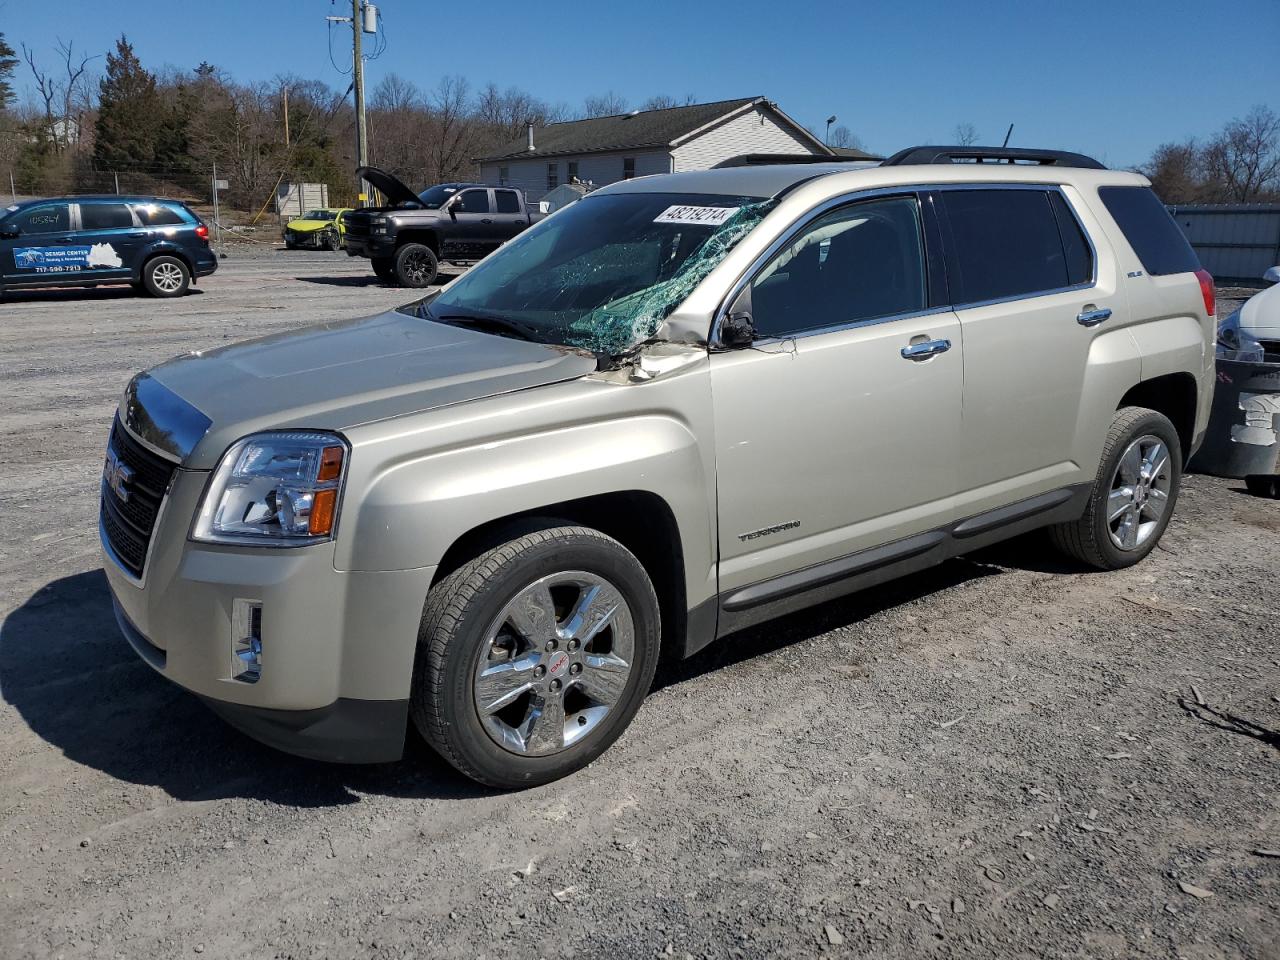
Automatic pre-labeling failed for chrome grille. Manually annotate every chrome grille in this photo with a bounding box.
[100,418,179,578]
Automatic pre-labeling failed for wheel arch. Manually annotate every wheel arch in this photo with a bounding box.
[134,244,194,283]
[430,491,689,663]
[1118,372,1198,460]
[395,229,440,254]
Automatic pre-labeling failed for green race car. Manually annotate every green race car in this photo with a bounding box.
[282,208,351,250]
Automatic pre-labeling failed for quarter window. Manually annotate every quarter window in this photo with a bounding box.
[750,196,927,338]
[941,189,1073,304]
[132,204,186,226]
[79,203,135,230]
[495,190,521,214]
[1098,185,1199,276]
[456,189,491,214]
[13,203,70,235]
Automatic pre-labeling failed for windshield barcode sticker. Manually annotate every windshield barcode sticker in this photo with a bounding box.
[653,205,740,226]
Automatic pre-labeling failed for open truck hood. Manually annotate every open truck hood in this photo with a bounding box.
[355,166,423,208]
[126,308,598,470]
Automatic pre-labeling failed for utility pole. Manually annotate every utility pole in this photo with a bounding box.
[282,86,290,147]
[329,3,376,205]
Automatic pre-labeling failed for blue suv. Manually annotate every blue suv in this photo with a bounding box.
[0,196,218,299]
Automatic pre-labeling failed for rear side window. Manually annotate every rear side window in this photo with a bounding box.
[495,190,521,214]
[1098,186,1199,276]
[941,189,1073,303]
[132,203,186,227]
[1049,192,1093,286]
[80,203,134,230]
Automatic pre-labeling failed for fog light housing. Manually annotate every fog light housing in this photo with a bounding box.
[231,599,263,682]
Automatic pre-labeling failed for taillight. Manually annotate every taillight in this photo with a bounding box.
[1195,268,1215,317]
[195,224,210,241]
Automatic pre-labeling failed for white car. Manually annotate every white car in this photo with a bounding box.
[1237,266,1280,354]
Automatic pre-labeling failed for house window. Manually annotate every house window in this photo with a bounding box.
[567,161,578,183]
[498,166,509,186]
[623,157,636,180]
[547,163,559,191]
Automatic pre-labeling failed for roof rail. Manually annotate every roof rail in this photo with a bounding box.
[880,145,1106,170]
[713,153,879,168]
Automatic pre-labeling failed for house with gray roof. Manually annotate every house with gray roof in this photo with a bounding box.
[477,97,862,200]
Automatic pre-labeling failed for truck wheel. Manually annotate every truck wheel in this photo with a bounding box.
[371,257,395,282]
[141,256,191,298]
[1050,407,1182,570]
[411,525,660,789]
[1244,475,1280,498]
[324,230,341,251]
[394,243,438,288]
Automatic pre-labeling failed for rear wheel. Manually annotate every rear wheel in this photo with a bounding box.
[371,257,395,282]
[141,256,190,298]
[1050,407,1181,570]
[393,242,438,288]
[411,525,660,789]
[1245,475,1280,498]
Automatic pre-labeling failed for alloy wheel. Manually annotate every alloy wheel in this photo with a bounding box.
[472,571,635,756]
[1107,434,1172,551]
[151,262,184,293]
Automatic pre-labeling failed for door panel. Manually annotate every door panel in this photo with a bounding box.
[443,188,496,258]
[711,314,963,591]
[2,202,74,283]
[73,202,143,280]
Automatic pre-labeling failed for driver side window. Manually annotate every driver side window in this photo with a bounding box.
[456,189,491,214]
[14,203,71,235]
[750,196,927,339]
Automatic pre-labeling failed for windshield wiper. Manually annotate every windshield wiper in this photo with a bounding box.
[433,313,545,344]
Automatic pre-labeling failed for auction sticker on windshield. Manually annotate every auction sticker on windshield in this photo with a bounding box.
[653,205,741,226]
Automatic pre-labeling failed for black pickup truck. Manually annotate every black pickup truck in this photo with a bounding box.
[343,167,544,287]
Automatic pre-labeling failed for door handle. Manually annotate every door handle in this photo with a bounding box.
[1077,307,1112,327]
[129,231,148,238]
[900,338,952,361]
[480,218,493,224]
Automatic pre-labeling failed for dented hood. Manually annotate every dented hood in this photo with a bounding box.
[133,308,598,469]
[355,166,423,207]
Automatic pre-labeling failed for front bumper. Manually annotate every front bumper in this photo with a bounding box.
[102,468,435,763]
[344,236,396,259]
[1189,358,1280,478]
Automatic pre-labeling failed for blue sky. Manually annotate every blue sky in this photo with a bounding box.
[5,0,1278,169]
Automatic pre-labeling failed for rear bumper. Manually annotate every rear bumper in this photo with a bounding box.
[112,595,409,763]
[193,254,218,278]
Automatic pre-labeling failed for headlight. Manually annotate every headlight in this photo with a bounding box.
[1216,309,1265,362]
[192,432,348,545]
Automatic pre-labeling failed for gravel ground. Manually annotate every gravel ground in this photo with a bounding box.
[0,255,1277,960]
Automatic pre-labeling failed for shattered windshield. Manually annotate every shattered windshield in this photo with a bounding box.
[423,192,776,354]
[301,209,335,221]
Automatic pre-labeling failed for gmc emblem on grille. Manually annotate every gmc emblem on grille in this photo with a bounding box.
[103,447,135,503]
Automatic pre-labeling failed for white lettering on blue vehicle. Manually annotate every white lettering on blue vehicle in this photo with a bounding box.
[14,243,123,273]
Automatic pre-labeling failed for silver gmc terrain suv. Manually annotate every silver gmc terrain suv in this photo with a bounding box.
[101,146,1217,787]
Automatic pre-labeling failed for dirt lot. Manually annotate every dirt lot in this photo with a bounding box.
[0,253,1277,960]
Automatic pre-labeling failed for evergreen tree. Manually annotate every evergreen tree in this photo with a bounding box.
[93,35,163,172]
[0,32,17,110]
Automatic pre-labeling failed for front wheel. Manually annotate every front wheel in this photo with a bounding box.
[324,229,341,251]
[1050,407,1182,570]
[141,256,191,298]
[411,525,660,788]
[393,242,438,288]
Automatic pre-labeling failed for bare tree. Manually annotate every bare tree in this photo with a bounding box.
[21,39,96,151]
[582,91,628,118]
[828,125,865,151]
[638,94,696,111]
[1141,139,1206,203]
[1203,105,1280,202]
[953,122,979,146]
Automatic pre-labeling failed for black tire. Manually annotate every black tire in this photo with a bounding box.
[284,238,296,250]
[393,242,438,288]
[411,525,660,789]
[371,257,395,282]
[140,255,191,298]
[324,229,341,252]
[1050,406,1182,570]
[1244,475,1280,498]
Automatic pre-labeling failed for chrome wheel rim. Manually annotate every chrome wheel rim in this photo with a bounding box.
[1107,435,1172,551]
[152,262,183,292]
[473,571,635,757]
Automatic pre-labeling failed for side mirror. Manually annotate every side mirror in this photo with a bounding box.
[719,286,757,348]
[1264,266,1280,284]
